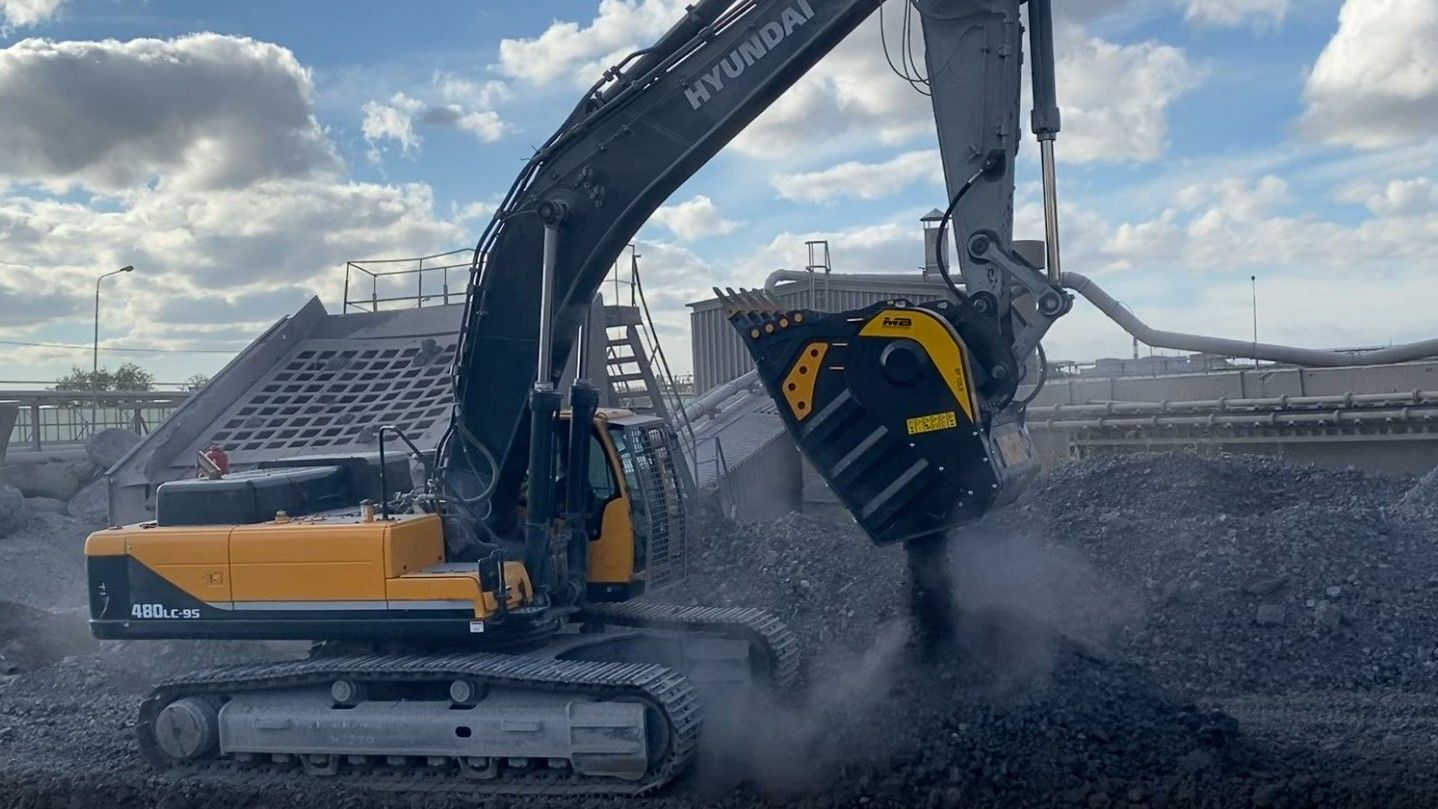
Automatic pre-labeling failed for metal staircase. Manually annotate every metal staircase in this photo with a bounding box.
[601,248,699,494]
[604,306,669,418]
[602,249,692,430]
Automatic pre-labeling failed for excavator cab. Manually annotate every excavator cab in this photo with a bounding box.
[558,411,690,602]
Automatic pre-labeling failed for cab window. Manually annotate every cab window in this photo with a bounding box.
[588,433,618,501]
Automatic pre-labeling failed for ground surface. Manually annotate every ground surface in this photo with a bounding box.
[2,453,1437,808]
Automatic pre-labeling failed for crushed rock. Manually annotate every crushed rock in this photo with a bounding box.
[1392,465,1438,524]
[0,484,24,538]
[3,452,1438,807]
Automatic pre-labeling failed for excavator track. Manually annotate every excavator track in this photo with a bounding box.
[137,652,700,797]
[578,602,801,689]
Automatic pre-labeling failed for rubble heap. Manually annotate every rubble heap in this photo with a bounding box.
[1,452,1437,808]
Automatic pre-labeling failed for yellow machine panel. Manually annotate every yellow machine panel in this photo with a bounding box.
[588,496,637,584]
[229,519,390,603]
[127,526,234,605]
[381,514,446,578]
[387,560,533,615]
[87,513,531,619]
[781,342,830,421]
[84,529,127,557]
[860,308,980,422]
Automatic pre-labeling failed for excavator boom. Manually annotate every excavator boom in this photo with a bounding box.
[449,0,1067,553]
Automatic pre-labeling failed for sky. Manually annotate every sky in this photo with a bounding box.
[1,0,1436,386]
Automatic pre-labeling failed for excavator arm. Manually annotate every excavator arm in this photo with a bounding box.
[451,0,888,530]
[446,0,1069,561]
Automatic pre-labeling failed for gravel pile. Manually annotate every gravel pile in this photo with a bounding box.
[0,485,25,539]
[2,452,1438,808]
[1392,465,1438,524]
[985,453,1438,695]
[0,511,93,612]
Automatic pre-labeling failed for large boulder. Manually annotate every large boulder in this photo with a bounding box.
[85,428,141,472]
[0,484,25,538]
[68,478,110,525]
[0,462,37,496]
[65,459,102,484]
[23,496,67,516]
[0,458,96,498]
[30,462,81,501]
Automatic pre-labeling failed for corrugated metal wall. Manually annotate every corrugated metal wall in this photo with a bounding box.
[689,274,952,392]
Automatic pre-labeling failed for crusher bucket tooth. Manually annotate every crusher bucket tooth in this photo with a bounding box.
[716,288,1038,545]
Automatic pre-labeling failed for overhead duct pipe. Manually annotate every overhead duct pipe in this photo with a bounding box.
[682,369,761,422]
[1063,272,1438,368]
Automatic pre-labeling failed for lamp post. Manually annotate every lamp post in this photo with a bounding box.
[1250,275,1259,369]
[91,265,134,436]
[93,265,135,380]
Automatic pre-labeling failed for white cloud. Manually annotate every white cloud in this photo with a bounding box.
[1337,177,1438,217]
[0,34,340,192]
[0,180,465,297]
[497,0,687,85]
[0,33,485,380]
[0,177,472,379]
[928,168,1438,362]
[650,195,740,241]
[453,199,499,224]
[0,274,79,326]
[0,178,470,370]
[1184,0,1288,29]
[729,14,932,160]
[429,75,508,141]
[771,150,940,203]
[489,4,1200,166]
[1301,0,1438,149]
[741,219,934,279]
[0,0,63,29]
[738,19,1201,164]
[1056,26,1204,162]
[362,92,425,155]
[361,75,508,159]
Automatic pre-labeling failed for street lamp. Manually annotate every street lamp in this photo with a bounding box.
[94,265,135,379]
[1250,275,1259,369]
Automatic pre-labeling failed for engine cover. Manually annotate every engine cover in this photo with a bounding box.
[719,291,1037,545]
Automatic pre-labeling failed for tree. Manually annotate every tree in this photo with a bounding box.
[182,373,211,391]
[54,367,110,392]
[111,363,155,392]
[54,363,155,392]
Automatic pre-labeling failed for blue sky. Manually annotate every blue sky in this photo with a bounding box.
[1,0,1436,386]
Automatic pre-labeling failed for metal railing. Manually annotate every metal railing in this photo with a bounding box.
[689,434,737,516]
[1025,390,1438,435]
[342,250,475,313]
[0,390,189,455]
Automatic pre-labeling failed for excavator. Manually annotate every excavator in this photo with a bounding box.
[82,0,1070,794]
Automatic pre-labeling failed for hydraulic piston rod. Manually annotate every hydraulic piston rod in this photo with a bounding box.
[1028,0,1063,283]
[524,203,568,592]
[536,212,563,384]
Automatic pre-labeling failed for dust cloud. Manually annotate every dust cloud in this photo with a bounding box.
[939,526,1143,687]
[695,618,910,794]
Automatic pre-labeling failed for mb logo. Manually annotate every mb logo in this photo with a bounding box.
[882,317,913,328]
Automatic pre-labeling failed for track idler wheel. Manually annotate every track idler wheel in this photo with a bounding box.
[150,697,221,764]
